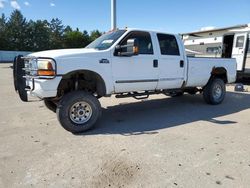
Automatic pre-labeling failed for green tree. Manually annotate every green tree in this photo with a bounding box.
[64,25,72,33]
[90,30,102,41]
[49,18,64,49]
[6,10,28,51]
[26,20,51,51]
[0,14,7,50]
[0,10,104,51]
[63,30,86,48]
[82,30,91,47]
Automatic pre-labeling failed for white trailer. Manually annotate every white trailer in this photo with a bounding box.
[182,24,250,80]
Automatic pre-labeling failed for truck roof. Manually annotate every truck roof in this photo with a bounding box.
[121,28,179,36]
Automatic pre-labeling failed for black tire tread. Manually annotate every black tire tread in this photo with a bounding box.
[203,78,226,105]
[44,100,57,113]
[56,91,102,133]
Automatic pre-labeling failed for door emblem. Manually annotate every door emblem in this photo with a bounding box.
[99,59,110,64]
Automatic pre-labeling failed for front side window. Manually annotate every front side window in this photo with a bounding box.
[119,31,153,55]
[157,33,180,56]
[236,36,245,48]
[86,30,126,50]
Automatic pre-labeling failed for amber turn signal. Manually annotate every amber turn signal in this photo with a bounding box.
[37,70,55,76]
[37,62,55,76]
[133,46,139,54]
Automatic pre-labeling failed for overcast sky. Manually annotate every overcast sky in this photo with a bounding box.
[0,0,250,33]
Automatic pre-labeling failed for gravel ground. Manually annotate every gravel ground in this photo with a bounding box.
[0,63,250,188]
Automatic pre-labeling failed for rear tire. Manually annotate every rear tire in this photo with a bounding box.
[56,91,102,133]
[203,78,226,105]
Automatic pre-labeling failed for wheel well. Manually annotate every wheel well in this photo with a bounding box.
[57,70,106,97]
[210,67,228,83]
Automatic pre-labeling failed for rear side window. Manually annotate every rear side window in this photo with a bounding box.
[157,34,180,56]
[120,31,153,55]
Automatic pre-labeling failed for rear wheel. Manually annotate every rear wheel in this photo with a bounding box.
[203,78,226,105]
[56,91,102,133]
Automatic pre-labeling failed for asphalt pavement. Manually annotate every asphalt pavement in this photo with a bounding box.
[0,63,250,188]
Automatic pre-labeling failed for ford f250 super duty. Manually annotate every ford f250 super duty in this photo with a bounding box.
[13,28,237,133]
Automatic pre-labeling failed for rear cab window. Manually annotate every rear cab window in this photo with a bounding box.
[119,31,154,55]
[157,33,180,56]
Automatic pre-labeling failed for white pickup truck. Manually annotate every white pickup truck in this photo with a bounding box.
[13,28,237,133]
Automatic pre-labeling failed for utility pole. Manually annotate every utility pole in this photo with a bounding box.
[111,0,117,30]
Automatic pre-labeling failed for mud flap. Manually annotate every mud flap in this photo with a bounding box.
[13,55,28,102]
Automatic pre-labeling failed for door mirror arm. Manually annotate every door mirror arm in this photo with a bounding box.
[115,38,139,57]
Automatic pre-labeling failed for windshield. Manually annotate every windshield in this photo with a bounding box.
[86,30,126,50]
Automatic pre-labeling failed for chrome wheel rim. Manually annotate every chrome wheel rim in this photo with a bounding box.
[69,102,92,124]
[213,84,223,100]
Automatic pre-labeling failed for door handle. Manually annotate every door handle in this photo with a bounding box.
[180,60,184,68]
[153,59,158,68]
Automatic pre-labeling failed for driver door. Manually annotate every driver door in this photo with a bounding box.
[112,31,159,93]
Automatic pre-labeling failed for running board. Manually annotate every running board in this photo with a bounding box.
[115,91,161,100]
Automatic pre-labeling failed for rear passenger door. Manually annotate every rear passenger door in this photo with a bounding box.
[156,33,185,89]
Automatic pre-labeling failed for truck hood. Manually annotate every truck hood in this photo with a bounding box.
[27,48,99,59]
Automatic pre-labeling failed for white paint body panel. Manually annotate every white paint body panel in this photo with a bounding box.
[156,34,187,89]
[112,54,158,93]
[29,48,114,96]
[186,57,237,87]
[27,77,62,98]
[25,28,237,99]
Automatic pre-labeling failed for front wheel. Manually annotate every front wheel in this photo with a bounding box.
[44,99,57,113]
[203,78,226,105]
[56,91,102,133]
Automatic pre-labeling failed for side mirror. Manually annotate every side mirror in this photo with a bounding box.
[116,38,139,56]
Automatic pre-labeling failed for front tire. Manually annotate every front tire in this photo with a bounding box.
[44,100,57,113]
[56,91,102,133]
[203,78,226,105]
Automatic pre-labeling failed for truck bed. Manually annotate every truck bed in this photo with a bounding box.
[185,57,237,87]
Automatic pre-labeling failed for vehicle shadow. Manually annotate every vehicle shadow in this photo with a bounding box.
[0,65,13,69]
[78,91,250,136]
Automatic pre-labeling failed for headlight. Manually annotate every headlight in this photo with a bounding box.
[25,58,37,76]
[37,59,56,77]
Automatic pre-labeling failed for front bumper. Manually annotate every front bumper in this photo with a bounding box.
[26,77,62,99]
[13,55,61,102]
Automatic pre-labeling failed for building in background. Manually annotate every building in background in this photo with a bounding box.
[182,24,250,80]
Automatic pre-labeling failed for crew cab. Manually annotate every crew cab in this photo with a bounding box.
[13,28,237,133]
